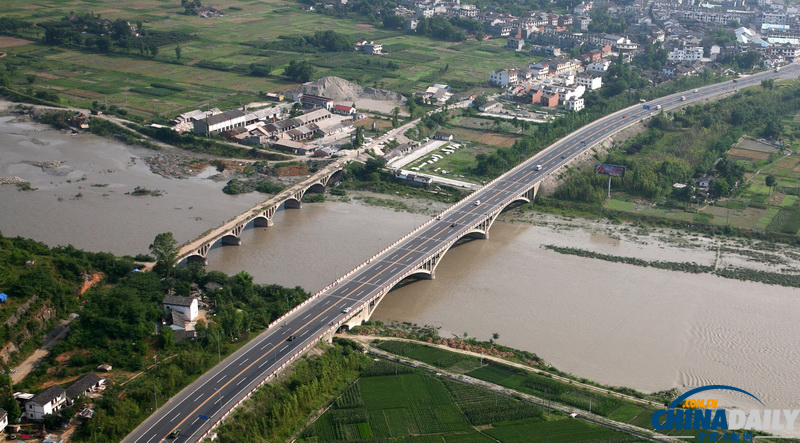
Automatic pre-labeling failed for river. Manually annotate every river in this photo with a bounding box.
[1,116,798,431]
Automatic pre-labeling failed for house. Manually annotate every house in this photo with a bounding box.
[355,40,383,54]
[434,132,454,141]
[667,46,704,62]
[25,386,66,421]
[587,60,611,73]
[96,364,112,372]
[576,74,602,90]
[168,310,191,331]
[542,91,559,107]
[697,175,714,189]
[65,373,106,404]
[162,295,198,322]
[314,147,336,158]
[488,69,518,87]
[575,15,591,31]
[565,97,585,112]
[394,171,432,186]
[299,94,334,110]
[332,105,356,115]
[0,408,7,434]
[507,38,525,51]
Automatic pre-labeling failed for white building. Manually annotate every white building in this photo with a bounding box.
[565,97,585,112]
[163,295,199,322]
[0,408,7,434]
[25,386,67,421]
[192,109,247,135]
[488,69,518,87]
[576,74,602,90]
[667,46,704,62]
[587,60,611,73]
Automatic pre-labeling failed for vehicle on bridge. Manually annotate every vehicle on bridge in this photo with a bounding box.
[681,96,686,101]
[169,429,181,439]
[775,66,780,72]
[287,335,296,341]
[656,105,662,110]
[342,306,352,313]
[693,89,698,93]
[473,200,481,206]
[450,223,457,228]
[534,164,543,171]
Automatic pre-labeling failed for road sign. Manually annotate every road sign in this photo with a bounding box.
[199,415,210,420]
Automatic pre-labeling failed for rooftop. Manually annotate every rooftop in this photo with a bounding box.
[31,386,65,405]
[163,295,196,307]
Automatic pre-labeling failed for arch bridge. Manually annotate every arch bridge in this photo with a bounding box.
[177,162,346,265]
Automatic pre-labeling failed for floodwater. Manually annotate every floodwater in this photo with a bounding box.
[0,116,264,255]
[2,116,799,433]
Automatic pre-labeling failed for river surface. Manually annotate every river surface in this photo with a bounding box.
[2,117,799,431]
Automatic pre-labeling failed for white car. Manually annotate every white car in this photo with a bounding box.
[473,200,481,206]
[534,164,543,171]
[342,307,352,313]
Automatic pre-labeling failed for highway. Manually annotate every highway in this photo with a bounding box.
[125,63,800,443]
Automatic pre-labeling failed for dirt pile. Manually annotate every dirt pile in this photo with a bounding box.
[296,76,405,113]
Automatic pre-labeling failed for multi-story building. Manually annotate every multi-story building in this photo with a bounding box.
[565,97,585,111]
[25,386,67,421]
[488,69,518,86]
[667,46,704,61]
[576,74,602,90]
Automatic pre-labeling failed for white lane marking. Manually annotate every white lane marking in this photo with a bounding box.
[144,436,156,443]
[195,393,204,402]
[280,345,289,352]
[375,278,382,284]
[302,312,312,320]
[171,413,181,422]
[191,417,199,426]
[239,358,248,366]
[322,298,331,305]
[237,377,246,386]
[300,330,309,336]
[217,374,227,383]
[259,360,270,369]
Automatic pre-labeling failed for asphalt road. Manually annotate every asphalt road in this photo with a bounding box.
[125,64,800,443]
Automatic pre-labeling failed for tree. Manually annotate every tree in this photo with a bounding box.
[353,126,365,148]
[175,45,182,60]
[95,36,112,53]
[160,326,175,350]
[472,95,488,108]
[284,60,314,83]
[149,43,159,57]
[149,232,178,276]
[391,107,399,128]
[765,174,777,194]
[383,14,404,29]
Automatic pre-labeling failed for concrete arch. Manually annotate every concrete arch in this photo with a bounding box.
[185,254,208,266]
[284,198,302,209]
[252,216,272,227]
[328,169,344,184]
[306,182,325,194]
[220,234,241,246]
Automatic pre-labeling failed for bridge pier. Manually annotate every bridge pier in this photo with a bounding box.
[186,255,208,266]
[285,199,302,209]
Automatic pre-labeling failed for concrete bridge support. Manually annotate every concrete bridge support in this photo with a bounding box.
[185,243,211,266]
[253,206,277,227]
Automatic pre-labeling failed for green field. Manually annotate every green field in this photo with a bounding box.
[377,341,483,372]
[0,0,541,119]
[305,364,642,442]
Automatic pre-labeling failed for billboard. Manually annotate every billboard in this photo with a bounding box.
[594,163,626,177]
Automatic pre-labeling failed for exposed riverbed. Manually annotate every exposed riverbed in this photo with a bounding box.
[2,116,799,433]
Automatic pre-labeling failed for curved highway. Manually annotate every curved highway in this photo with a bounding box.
[125,63,800,443]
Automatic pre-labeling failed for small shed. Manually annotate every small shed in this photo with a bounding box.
[0,293,7,303]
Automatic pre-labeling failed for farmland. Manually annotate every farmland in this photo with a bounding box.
[0,0,540,119]
[303,362,643,442]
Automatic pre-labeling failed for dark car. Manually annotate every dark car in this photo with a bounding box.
[287,335,296,342]
[561,155,566,159]
[450,223,457,228]
[169,429,181,439]
[622,115,627,118]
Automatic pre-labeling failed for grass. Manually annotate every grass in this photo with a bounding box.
[376,341,482,372]
[0,0,546,119]
[485,418,637,443]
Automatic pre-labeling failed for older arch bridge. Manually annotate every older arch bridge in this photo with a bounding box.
[177,161,346,265]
